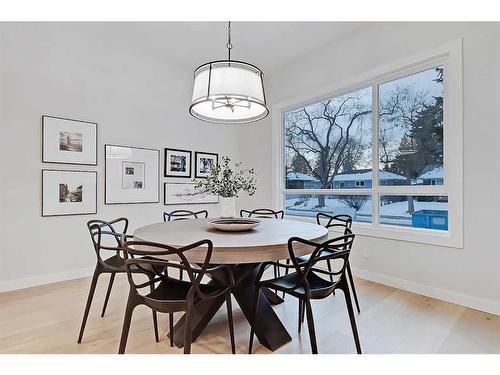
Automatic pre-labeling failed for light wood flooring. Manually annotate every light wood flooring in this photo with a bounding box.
[1,274,500,354]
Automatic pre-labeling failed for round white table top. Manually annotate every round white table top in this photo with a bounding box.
[133,218,328,264]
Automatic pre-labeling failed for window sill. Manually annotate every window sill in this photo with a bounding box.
[284,214,463,249]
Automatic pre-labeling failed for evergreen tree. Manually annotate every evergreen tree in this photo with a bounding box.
[385,67,444,182]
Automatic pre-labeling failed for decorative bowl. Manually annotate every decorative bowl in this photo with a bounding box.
[208,218,261,232]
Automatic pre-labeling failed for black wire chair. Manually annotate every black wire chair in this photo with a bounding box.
[118,239,235,354]
[293,213,360,313]
[163,209,209,280]
[240,208,285,291]
[240,208,284,220]
[163,209,209,222]
[248,231,361,354]
[78,218,162,344]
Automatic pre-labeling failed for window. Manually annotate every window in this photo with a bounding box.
[285,86,372,192]
[378,68,443,186]
[275,41,463,247]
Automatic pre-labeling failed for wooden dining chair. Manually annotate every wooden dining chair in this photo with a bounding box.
[78,218,161,344]
[163,209,209,222]
[119,239,236,354]
[248,231,361,354]
[293,213,360,313]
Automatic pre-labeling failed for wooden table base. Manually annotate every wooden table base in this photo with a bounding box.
[169,263,292,351]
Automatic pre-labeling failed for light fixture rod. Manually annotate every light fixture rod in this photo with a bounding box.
[226,21,232,61]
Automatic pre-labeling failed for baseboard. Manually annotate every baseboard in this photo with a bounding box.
[0,266,94,292]
[351,267,500,316]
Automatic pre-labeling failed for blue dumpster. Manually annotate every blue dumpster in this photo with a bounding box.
[412,210,448,230]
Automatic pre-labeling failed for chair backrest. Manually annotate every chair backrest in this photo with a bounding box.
[122,239,214,300]
[316,212,352,231]
[240,208,284,219]
[163,209,209,222]
[286,229,355,292]
[87,218,129,265]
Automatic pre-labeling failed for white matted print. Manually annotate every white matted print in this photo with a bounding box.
[164,183,219,205]
[42,170,97,217]
[105,145,159,204]
[164,148,192,178]
[122,161,145,189]
[42,115,97,165]
[195,152,218,178]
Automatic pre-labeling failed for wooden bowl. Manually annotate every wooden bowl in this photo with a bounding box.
[208,218,261,232]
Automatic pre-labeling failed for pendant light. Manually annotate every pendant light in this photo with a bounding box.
[189,22,269,124]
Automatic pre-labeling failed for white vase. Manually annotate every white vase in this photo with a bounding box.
[219,196,236,218]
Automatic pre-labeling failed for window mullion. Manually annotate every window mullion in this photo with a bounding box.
[372,83,380,226]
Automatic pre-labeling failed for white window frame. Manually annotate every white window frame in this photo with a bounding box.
[272,40,463,248]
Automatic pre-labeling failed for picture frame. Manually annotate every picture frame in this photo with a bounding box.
[164,148,192,178]
[194,151,218,178]
[164,183,219,205]
[105,144,160,204]
[42,169,97,217]
[42,115,98,165]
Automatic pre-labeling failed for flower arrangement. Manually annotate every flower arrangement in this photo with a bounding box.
[194,156,256,198]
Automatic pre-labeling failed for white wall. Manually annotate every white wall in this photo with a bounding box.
[0,23,242,290]
[239,22,500,314]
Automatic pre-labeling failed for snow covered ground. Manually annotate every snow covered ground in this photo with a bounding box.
[285,196,448,227]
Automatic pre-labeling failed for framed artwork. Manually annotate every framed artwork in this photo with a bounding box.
[42,169,97,217]
[105,144,160,204]
[42,115,98,165]
[164,148,192,178]
[164,183,219,205]
[194,151,218,178]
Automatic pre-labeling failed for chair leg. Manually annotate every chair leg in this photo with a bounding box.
[152,311,159,343]
[298,298,303,333]
[184,303,193,354]
[118,293,136,354]
[225,291,236,354]
[342,284,362,354]
[304,298,318,354]
[77,266,100,343]
[273,264,279,295]
[301,298,306,324]
[169,313,174,347]
[326,260,334,282]
[346,262,361,313]
[248,287,261,354]
[283,259,291,299]
[148,277,159,343]
[100,272,115,317]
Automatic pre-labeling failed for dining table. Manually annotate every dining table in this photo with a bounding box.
[133,217,328,351]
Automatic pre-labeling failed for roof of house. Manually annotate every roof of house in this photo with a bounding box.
[333,169,406,182]
[286,172,318,181]
[417,165,443,180]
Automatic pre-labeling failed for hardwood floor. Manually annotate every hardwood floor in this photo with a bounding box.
[1,273,499,354]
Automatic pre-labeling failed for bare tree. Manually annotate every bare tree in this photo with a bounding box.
[285,92,371,207]
[339,195,369,219]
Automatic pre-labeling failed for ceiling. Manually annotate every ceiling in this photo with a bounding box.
[105,22,369,74]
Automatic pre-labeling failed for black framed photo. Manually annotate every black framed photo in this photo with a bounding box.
[42,115,98,165]
[164,148,192,178]
[105,144,160,204]
[164,182,219,205]
[194,151,218,178]
[42,169,97,217]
